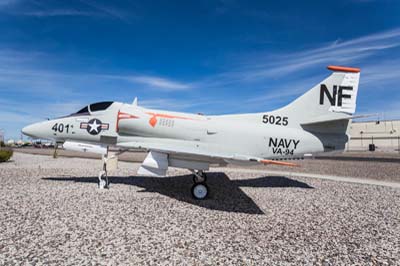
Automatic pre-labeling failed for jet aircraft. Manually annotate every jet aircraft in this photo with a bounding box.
[22,65,361,199]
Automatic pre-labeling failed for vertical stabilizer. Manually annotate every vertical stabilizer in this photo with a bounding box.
[280,65,360,124]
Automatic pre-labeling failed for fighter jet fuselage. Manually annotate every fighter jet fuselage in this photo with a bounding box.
[23,102,327,161]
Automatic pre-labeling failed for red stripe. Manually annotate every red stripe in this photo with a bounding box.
[145,112,200,127]
[327,65,360,73]
[116,111,139,132]
[260,159,299,167]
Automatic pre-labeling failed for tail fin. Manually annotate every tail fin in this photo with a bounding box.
[281,65,360,125]
[279,65,361,152]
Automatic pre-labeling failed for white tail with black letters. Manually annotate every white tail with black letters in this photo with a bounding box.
[278,65,360,125]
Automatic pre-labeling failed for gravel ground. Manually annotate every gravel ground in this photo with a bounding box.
[15,148,400,182]
[236,159,400,182]
[0,153,399,265]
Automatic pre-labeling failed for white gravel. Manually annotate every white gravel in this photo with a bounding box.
[0,153,399,265]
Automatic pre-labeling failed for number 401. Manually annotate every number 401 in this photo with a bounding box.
[52,123,70,133]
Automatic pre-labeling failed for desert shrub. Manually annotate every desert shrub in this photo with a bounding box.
[0,149,13,162]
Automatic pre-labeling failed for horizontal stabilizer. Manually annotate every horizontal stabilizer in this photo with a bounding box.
[300,114,372,126]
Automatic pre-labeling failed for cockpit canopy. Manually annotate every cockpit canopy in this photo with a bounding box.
[75,101,114,115]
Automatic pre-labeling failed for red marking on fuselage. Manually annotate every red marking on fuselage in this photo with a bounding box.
[149,116,158,127]
[145,112,197,127]
[260,159,299,167]
[116,110,139,132]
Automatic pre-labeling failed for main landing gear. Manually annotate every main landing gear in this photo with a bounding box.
[191,170,209,200]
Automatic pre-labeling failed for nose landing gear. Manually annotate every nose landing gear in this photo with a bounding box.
[98,147,116,189]
[98,171,109,189]
[191,170,209,200]
[98,160,110,189]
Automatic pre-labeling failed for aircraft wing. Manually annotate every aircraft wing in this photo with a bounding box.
[117,137,299,167]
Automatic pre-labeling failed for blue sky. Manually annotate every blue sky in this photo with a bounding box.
[1,0,400,139]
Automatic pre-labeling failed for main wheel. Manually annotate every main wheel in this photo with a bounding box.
[191,183,209,200]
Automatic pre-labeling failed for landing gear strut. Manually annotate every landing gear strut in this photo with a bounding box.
[98,169,109,189]
[193,170,207,183]
[53,143,59,159]
[191,170,209,200]
[97,148,125,189]
[98,149,110,189]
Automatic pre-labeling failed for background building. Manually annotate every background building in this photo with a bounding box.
[348,120,400,153]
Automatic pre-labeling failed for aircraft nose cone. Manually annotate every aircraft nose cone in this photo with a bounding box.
[22,123,44,138]
[21,125,29,136]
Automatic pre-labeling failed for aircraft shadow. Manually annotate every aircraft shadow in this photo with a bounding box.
[42,173,313,215]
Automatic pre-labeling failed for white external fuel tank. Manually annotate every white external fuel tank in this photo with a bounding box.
[63,141,107,155]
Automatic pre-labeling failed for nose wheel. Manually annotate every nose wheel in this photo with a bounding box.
[191,171,209,200]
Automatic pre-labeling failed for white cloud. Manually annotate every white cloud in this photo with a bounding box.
[0,0,132,20]
[178,27,400,118]
[356,99,400,121]
[79,0,132,22]
[139,98,225,112]
[0,0,19,8]
[0,50,192,94]
[361,60,400,87]
[267,30,399,74]
[198,28,400,87]
[0,111,35,124]
[17,9,97,17]
[185,28,400,115]
[129,76,192,91]
[2,27,399,96]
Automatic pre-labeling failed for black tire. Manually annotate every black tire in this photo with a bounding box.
[191,182,209,200]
